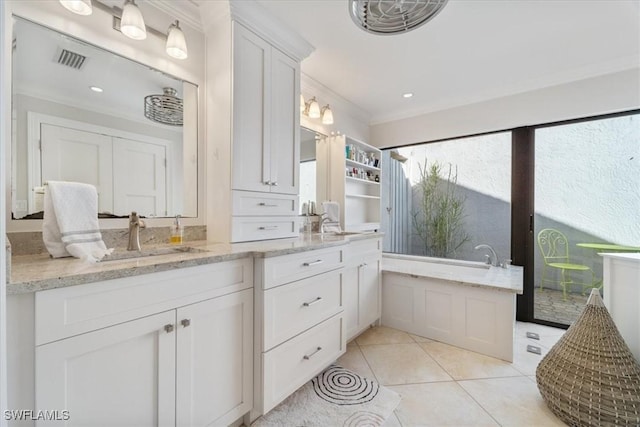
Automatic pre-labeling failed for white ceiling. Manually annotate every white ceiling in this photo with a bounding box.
[255,0,640,124]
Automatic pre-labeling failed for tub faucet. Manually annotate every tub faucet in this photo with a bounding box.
[127,211,146,251]
[474,244,499,267]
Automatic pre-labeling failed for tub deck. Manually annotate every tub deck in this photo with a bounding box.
[381,255,524,362]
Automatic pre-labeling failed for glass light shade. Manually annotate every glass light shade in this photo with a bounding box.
[166,21,188,59]
[59,0,92,15]
[321,105,334,125]
[308,97,320,119]
[121,0,147,40]
[300,94,305,112]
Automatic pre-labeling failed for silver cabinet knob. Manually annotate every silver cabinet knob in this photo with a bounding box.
[164,324,174,333]
[181,319,191,328]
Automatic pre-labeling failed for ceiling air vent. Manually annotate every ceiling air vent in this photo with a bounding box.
[56,48,87,70]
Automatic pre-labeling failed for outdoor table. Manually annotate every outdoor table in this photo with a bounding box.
[576,243,640,252]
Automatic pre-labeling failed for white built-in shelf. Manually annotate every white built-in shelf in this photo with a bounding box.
[346,194,381,200]
[346,176,380,185]
[345,158,380,172]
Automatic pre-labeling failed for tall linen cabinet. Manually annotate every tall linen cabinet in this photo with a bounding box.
[204,2,313,243]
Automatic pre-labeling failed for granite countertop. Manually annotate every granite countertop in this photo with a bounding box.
[8,232,382,295]
[381,255,523,294]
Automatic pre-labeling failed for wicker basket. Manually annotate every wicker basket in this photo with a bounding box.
[536,289,640,426]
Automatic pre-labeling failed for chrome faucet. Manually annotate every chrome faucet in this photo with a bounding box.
[127,211,146,251]
[319,214,330,234]
[474,244,499,267]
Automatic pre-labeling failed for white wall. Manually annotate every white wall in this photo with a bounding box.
[301,73,370,142]
[370,68,640,149]
[0,0,8,422]
[4,0,206,231]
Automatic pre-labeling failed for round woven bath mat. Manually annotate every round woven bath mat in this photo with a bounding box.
[536,289,640,426]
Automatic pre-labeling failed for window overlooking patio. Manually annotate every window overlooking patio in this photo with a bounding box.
[382,132,511,264]
[381,112,639,327]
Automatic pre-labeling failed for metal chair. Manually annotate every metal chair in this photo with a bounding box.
[537,228,598,300]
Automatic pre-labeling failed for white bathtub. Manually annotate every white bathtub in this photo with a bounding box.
[381,254,523,362]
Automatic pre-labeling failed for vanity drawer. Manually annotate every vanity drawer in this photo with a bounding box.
[262,313,345,414]
[231,216,299,242]
[263,269,343,351]
[35,258,253,345]
[263,246,345,289]
[232,190,298,216]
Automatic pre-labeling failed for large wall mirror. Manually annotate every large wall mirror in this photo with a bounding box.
[299,127,326,214]
[11,16,198,220]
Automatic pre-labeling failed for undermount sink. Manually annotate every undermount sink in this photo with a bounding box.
[100,246,207,262]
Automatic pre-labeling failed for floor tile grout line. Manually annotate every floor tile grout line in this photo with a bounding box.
[457,382,505,427]
[352,338,384,385]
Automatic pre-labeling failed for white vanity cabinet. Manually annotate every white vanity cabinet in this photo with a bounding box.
[251,246,347,420]
[34,260,254,427]
[231,22,300,242]
[344,238,383,341]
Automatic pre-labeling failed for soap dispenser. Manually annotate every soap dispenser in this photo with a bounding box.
[170,215,183,245]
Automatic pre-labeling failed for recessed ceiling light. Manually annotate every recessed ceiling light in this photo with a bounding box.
[403,92,413,98]
[90,86,103,93]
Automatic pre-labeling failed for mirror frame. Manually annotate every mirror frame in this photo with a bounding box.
[5,2,205,232]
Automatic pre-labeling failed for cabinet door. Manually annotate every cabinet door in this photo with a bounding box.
[113,137,168,217]
[36,311,176,427]
[232,23,271,193]
[343,266,360,341]
[176,289,253,427]
[269,48,299,195]
[359,256,381,329]
[40,123,114,214]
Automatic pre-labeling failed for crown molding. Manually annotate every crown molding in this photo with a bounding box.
[229,0,314,62]
[149,0,203,32]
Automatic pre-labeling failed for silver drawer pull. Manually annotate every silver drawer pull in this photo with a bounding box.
[259,226,279,230]
[164,324,174,333]
[264,180,272,185]
[303,259,324,267]
[303,346,322,360]
[258,202,279,207]
[303,297,323,307]
[271,181,278,186]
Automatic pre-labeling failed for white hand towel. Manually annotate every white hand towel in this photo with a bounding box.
[321,201,341,222]
[43,181,112,262]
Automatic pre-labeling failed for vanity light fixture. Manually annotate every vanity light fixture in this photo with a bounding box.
[321,105,334,125]
[59,0,93,15]
[59,0,190,60]
[166,20,188,59]
[304,97,321,119]
[120,0,147,40]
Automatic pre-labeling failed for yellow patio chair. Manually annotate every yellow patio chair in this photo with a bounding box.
[537,228,598,300]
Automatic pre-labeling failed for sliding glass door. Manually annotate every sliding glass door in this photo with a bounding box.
[532,113,640,326]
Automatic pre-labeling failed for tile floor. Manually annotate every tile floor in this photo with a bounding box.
[337,323,568,426]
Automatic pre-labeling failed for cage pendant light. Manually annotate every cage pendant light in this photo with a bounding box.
[144,88,183,126]
[349,0,448,35]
